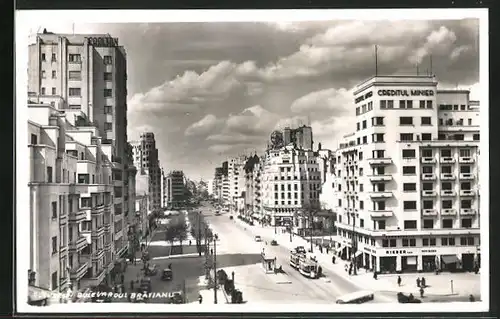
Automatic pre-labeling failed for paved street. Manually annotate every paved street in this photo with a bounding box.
[200,202,394,304]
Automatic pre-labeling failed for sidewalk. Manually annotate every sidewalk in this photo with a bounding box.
[232,218,480,298]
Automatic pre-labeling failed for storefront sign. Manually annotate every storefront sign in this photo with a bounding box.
[377,89,434,97]
[386,249,413,255]
[87,37,119,47]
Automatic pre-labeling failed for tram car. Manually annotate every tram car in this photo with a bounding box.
[289,250,303,269]
[298,254,320,279]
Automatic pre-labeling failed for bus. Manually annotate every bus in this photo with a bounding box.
[298,254,320,279]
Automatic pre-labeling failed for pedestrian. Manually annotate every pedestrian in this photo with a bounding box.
[121,273,125,285]
[419,287,424,298]
[469,294,475,302]
[397,275,402,286]
[210,248,213,255]
[127,292,132,302]
[130,280,134,291]
[416,277,421,288]
[198,294,203,304]
[189,240,192,246]
[373,271,378,280]
[421,277,426,288]
[326,246,330,254]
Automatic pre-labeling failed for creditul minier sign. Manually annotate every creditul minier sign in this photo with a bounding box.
[377,89,435,97]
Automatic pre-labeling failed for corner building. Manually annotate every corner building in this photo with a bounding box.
[28,31,134,289]
[334,75,480,274]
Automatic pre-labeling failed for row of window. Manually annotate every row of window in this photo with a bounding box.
[356,116,432,131]
[40,87,113,98]
[382,235,476,248]
[352,217,474,231]
[440,118,474,126]
[41,70,113,81]
[340,148,475,164]
[337,197,474,211]
[439,104,474,111]
[380,100,433,110]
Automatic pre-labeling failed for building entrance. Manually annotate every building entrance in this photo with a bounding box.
[422,255,436,272]
[379,256,397,273]
[401,256,418,272]
[461,253,475,271]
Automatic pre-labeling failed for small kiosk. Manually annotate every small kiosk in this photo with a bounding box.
[261,249,276,274]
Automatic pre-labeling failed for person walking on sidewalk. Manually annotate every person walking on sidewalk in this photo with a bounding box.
[121,273,125,285]
[469,294,475,302]
[419,286,425,298]
[421,277,426,288]
[198,294,203,304]
[416,277,421,288]
[397,275,402,286]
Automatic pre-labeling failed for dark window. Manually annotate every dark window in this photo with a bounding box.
[104,89,113,97]
[461,218,472,228]
[389,239,396,247]
[402,149,416,158]
[68,54,81,63]
[421,117,432,125]
[41,53,46,61]
[421,133,432,141]
[52,236,58,253]
[473,134,480,141]
[419,100,425,109]
[423,219,434,229]
[69,71,81,80]
[69,88,81,96]
[104,106,112,114]
[103,55,113,64]
[404,220,417,229]
[403,201,417,210]
[399,117,413,125]
[400,133,413,141]
[403,183,416,192]
[442,219,453,228]
[104,72,113,81]
[104,122,112,131]
[423,200,433,209]
[402,166,416,175]
[378,220,386,230]
[30,134,38,145]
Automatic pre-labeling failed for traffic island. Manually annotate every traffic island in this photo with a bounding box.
[271,273,292,284]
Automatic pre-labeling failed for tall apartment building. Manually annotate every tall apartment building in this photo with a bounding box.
[283,125,314,150]
[166,171,186,207]
[130,132,162,211]
[160,168,167,208]
[243,155,264,221]
[28,30,134,292]
[334,75,481,274]
[261,130,322,229]
[213,167,224,200]
[228,156,247,213]
[221,161,229,205]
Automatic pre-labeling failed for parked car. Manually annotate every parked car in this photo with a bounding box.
[295,246,306,254]
[139,278,152,293]
[336,290,374,304]
[397,292,422,303]
[270,239,278,246]
[161,268,173,281]
[254,235,262,242]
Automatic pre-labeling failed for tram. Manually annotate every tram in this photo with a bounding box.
[289,250,303,269]
[298,254,320,279]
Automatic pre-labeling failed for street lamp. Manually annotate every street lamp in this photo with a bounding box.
[213,233,219,304]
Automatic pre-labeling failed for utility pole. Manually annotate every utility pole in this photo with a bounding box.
[213,234,218,304]
[309,210,313,253]
[197,212,202,256]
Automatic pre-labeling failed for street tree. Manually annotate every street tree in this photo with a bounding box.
[176,222,188,248]
[299,202,319,253]
[165,226,178,249]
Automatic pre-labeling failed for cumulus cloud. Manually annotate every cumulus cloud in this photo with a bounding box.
[409,26,458,64]
[184,114,221,136]
[290,87,353,115]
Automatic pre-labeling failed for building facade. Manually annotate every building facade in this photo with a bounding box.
[228,156,247,213]
[334,75,480,274]
[261,130,322,230]
[166,171,186,207]
[131,132,162,211]
[28,30,133,293]
[221,161,229,205]
[160,168,167,208]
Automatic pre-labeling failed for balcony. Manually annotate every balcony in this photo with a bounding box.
[369,191,393,199]
[421,173,436,181]
[440,157,456,164]
[459,173,475,180]
[459,157,475,164]
[422,190,437,197]
[421,157,436,164]
[460,208,477,216]
[440,173,455,180]
[368,175,392,182]
[59,213,68,225]
[422,209,438,216]
[59,245,68,255]
[368,158,392,165]
[441,208,457,216]
[104,241,112,251]
[81,268,107,287]
[103,223,111,232]
[92,248,105,260]
[369,210,393,218]
[69,210,86,223]
[441,190,456,197]
[68,236,87,252]
[92,225,105,237]
[460,189,476,197]
[70,261,89,280]
[91,204,105,215]
[69,183,112,194]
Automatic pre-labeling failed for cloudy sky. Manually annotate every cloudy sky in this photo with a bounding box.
[23,17,481,181]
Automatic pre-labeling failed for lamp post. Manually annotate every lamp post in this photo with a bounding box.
[213,233,218,304]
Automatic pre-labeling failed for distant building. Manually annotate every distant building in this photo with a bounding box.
[166,171,186,207]
[283,125,314,150]
[228,156,247,213]
[243,154,263,221]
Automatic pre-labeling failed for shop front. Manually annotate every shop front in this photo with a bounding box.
[422,255,437,272]
[440,255,460,272]
[461,253,475,271]
[401,255,418,272]
[379,256,397,273]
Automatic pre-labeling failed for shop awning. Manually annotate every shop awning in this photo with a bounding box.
[441,255,460,264]
[354,251,362,258]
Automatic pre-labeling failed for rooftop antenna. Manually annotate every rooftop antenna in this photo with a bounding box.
[375,45,378,76]
[416,63,419,76]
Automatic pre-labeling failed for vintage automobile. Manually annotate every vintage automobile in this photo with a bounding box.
[139,277,152,293]
[270,239,278,246]
[254,235,262,242]
[295,246,306,254]
[397,292,422,303]
[167,291,185,304]
[336,290,375,304]
[162,268,173,281]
